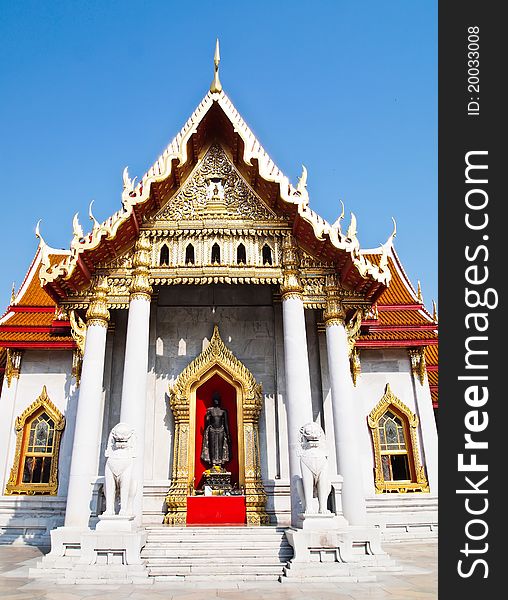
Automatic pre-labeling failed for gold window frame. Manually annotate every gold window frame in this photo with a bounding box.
[164,325,268,526]
[5,386,65,495]
[368,384,429,494]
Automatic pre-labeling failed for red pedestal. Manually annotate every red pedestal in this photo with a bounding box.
[186,496,246,525]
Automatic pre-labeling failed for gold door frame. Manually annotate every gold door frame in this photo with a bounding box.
[164,325,268,525]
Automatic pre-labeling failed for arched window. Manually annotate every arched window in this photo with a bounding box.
[211,243,220,264]
[185,244,195,265]
[159,244,169,266]
[262,244,273,265]
[368,384,429,494]
[5,386,65,495]
[236,243,246,264]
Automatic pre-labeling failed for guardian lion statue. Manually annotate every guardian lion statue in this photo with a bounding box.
[296,421,331,514]
[104,422,137,516]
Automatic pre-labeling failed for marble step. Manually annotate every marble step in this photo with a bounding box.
[146,556,289,566]
[152,574,282,582]
[142,549,292,558]
[142,525,291,581]
[147,564,286,576]
[147,532,285,543]
[143,541,290,550]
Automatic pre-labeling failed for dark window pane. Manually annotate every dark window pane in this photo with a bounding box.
[185,244,195,264]
[160,244,169,266]
[41,457,52,483]
[237,243,246,264]
[22,457,35,483]
[262,244,272,265]
[211,243,220,264]
[391,454,410,480]
[32,457,43,483]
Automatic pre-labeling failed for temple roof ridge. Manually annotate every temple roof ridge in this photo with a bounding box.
[36,63,393,291]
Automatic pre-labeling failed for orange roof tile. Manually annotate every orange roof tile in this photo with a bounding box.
[0,331,73,344]
[0,250,74,348]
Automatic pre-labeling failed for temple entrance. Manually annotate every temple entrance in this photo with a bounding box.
[164,326,269,526]
[187,370,246,525]
[194,373,239,491]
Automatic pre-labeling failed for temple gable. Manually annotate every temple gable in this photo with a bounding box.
[152,144,282,223]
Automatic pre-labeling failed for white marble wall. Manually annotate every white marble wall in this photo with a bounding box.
[353,347,436,498]
[0,289,438,540]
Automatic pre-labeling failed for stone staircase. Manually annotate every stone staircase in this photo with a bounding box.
[141,525,293,582]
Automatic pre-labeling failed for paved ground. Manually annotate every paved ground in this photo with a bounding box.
[0,540,437,599]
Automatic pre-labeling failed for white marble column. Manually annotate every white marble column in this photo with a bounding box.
[409,348,439,494]
[64,277,110,528]
[324,282,367,526]
[0,354,22,492]
[119,236,152,525]
[280,235,314,526]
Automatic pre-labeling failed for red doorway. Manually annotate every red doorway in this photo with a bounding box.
[194,373,239,490]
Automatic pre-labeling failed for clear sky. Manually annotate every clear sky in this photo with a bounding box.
[0,0,437,310]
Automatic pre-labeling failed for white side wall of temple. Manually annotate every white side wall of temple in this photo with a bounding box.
[0,286,438,545]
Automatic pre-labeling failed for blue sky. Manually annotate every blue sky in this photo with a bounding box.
[0,1,437,309]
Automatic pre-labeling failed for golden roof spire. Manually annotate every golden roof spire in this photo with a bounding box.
[11,282,16,305]
[210,38,222,93]
[417,280,423,303]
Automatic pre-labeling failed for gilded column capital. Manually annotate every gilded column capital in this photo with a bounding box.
[409,347,427,385]
[323,275,346,326]
[280,233,303,301]
[130,236,152,301]
[6,349,23,387]
[86,275,110,328]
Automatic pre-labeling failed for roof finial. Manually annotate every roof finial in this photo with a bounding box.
[417,280,423,303]
[210,38,222,93]
[432,299,438,322]
[11,282,16,305]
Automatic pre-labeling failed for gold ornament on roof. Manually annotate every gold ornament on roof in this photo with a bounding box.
[409,347,427,385]
[6,349,23,388]
[346,309,363,356]
[69,310,86,356]
[417,280,423,303]
[350,347,361,386]
[210,38,222,93]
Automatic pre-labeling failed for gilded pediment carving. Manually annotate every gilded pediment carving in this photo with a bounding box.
[152,144,282,222]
